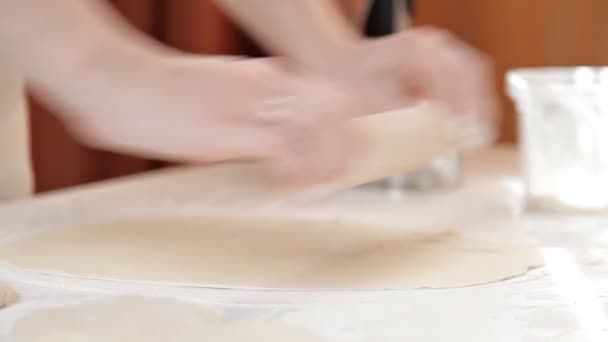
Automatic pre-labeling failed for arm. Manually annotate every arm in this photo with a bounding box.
[214,0,362,70]
[217,0,498,132]
[0,0,170,115]
[0,0,361,184]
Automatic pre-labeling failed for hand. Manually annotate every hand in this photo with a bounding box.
[308,27,499,141]
[44,55,361,186]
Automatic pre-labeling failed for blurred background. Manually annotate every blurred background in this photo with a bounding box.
[29,0,608,193]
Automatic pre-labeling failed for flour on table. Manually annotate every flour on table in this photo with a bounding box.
[12,296,326,342]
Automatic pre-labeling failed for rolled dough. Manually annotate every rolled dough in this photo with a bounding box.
[0,216,542,289]
[12,296,326,342]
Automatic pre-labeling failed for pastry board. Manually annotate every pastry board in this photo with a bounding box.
[0,147,606,341]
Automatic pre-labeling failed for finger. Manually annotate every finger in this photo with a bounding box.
[291,75,363,121]
[275,131,346,186]
[433,40,500,142]
[260,112,351,186]
[421,29,499,123]
[168,122,287,163]
[406,44,466,113]
[405,30,491,117]
[390,32,462,111]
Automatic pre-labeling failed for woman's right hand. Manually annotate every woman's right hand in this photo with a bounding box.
[44,54,362,186]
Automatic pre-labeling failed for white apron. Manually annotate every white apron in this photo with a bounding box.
[0,70,32,201]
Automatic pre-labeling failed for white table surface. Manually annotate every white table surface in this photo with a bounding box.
[0,146,607,341]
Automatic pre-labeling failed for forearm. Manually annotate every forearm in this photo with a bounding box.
[0,0,169,112]
[215,0,362,69]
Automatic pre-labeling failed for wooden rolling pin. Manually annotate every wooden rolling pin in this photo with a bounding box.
[290,102,490,195]
[0,283,18,308]
[187,103,490,201]
[324,104,461,189]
